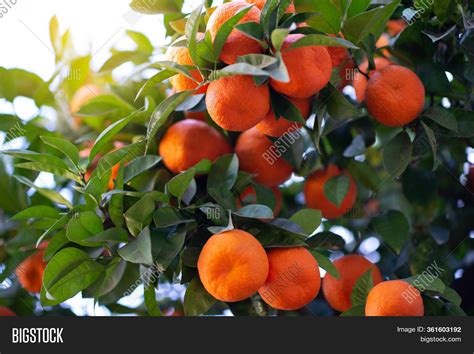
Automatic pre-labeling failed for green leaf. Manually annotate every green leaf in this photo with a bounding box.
[441,287,462,306]
[404,275,446,294]
[118,227,153,265]
[144,282,162,316]
[342,1,400,44]
[124,195,155,237]
[319,84,361,122]
[168,169,196,199]
[66,211,104,247]
[153,207,194,228]
[40,136,80,168]
[153,228,187,270]
[271,27,290,51]
[0,68,54,107]
[234,204,273,219]
[350,269,374,307]
[235,22,265,43]
[44,230,69,261]
[382,131,412,178]
[127,30,154,54]
[270,90,305,123]
[13,175,73,208]
[42,248,104,306]
[423,107,457,132]
[88,112,139,165]
[236,54,277,68]
[185,2,204,67]
[213,4,253,60]
[215,63,269,78]
[124,155,161,183]
[290,209,322,235]
[129,0,182,14]
[13,206,60,220]
[372,210,410,253]
[95,140,146,178]
[76,95,135,117]
[91,258,127,298]
[184,275,216,316]
[299,0,341,34]
[308,250,339,279]
[15,161,82,184]
[340,304,365,316]
[85,227,129,243]
[324,175,350,208]
[3,149,70,170]
[207,154,239,209]
[346,0,371,18]
[146,90,193,147]
[306,231,346,250]
[99,50,150,72]
[292,34,358,49]
[135,70,176,100]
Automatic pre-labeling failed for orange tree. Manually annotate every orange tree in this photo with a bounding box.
[0,0,473,316]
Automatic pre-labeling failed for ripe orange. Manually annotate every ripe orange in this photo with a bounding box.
[0,306,16,316]
[166,34,208,95]
[237,185,282,216]
[255,97,312,137]
[242,0,295,12]
[304,164,357,219]
[16,248,47,294]
[207,2,263,64]
[353,57,392,102]
[197,229,269,302]
[365,65,425,127]
[387,19,407,36]
[185,110,207,121]
[258,247,321,310]
[365,280,425,316]
[206,75,270,131]
[326,46,349,68]
[270,34,332,98]
[159,119,232,173]
[322,255,383,312]
[235,127,293,187]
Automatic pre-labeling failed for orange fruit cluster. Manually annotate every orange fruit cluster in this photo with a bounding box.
[197,230,321,310]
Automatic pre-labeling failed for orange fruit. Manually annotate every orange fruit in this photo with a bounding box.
[197,229,269,302]
[237,185,282,216]
[386,19,407,36]
[365,65,425,127]
[185,111,207,121]
[159,119,232,173]
[304,164,357,219]
[207,2,263,64]
[322,255,383,312]
[326,46,349,68]
[166,34,208,95]
[235,127,293,187]
[270,34,332,98]
[353,57,392,102]
[0,306,15,316]
[206,75,270,131]
[258,247,321,310]
[366,280,425,316]
[16,248,47,294]
[242,0,295,12]
[255,97,312,137]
